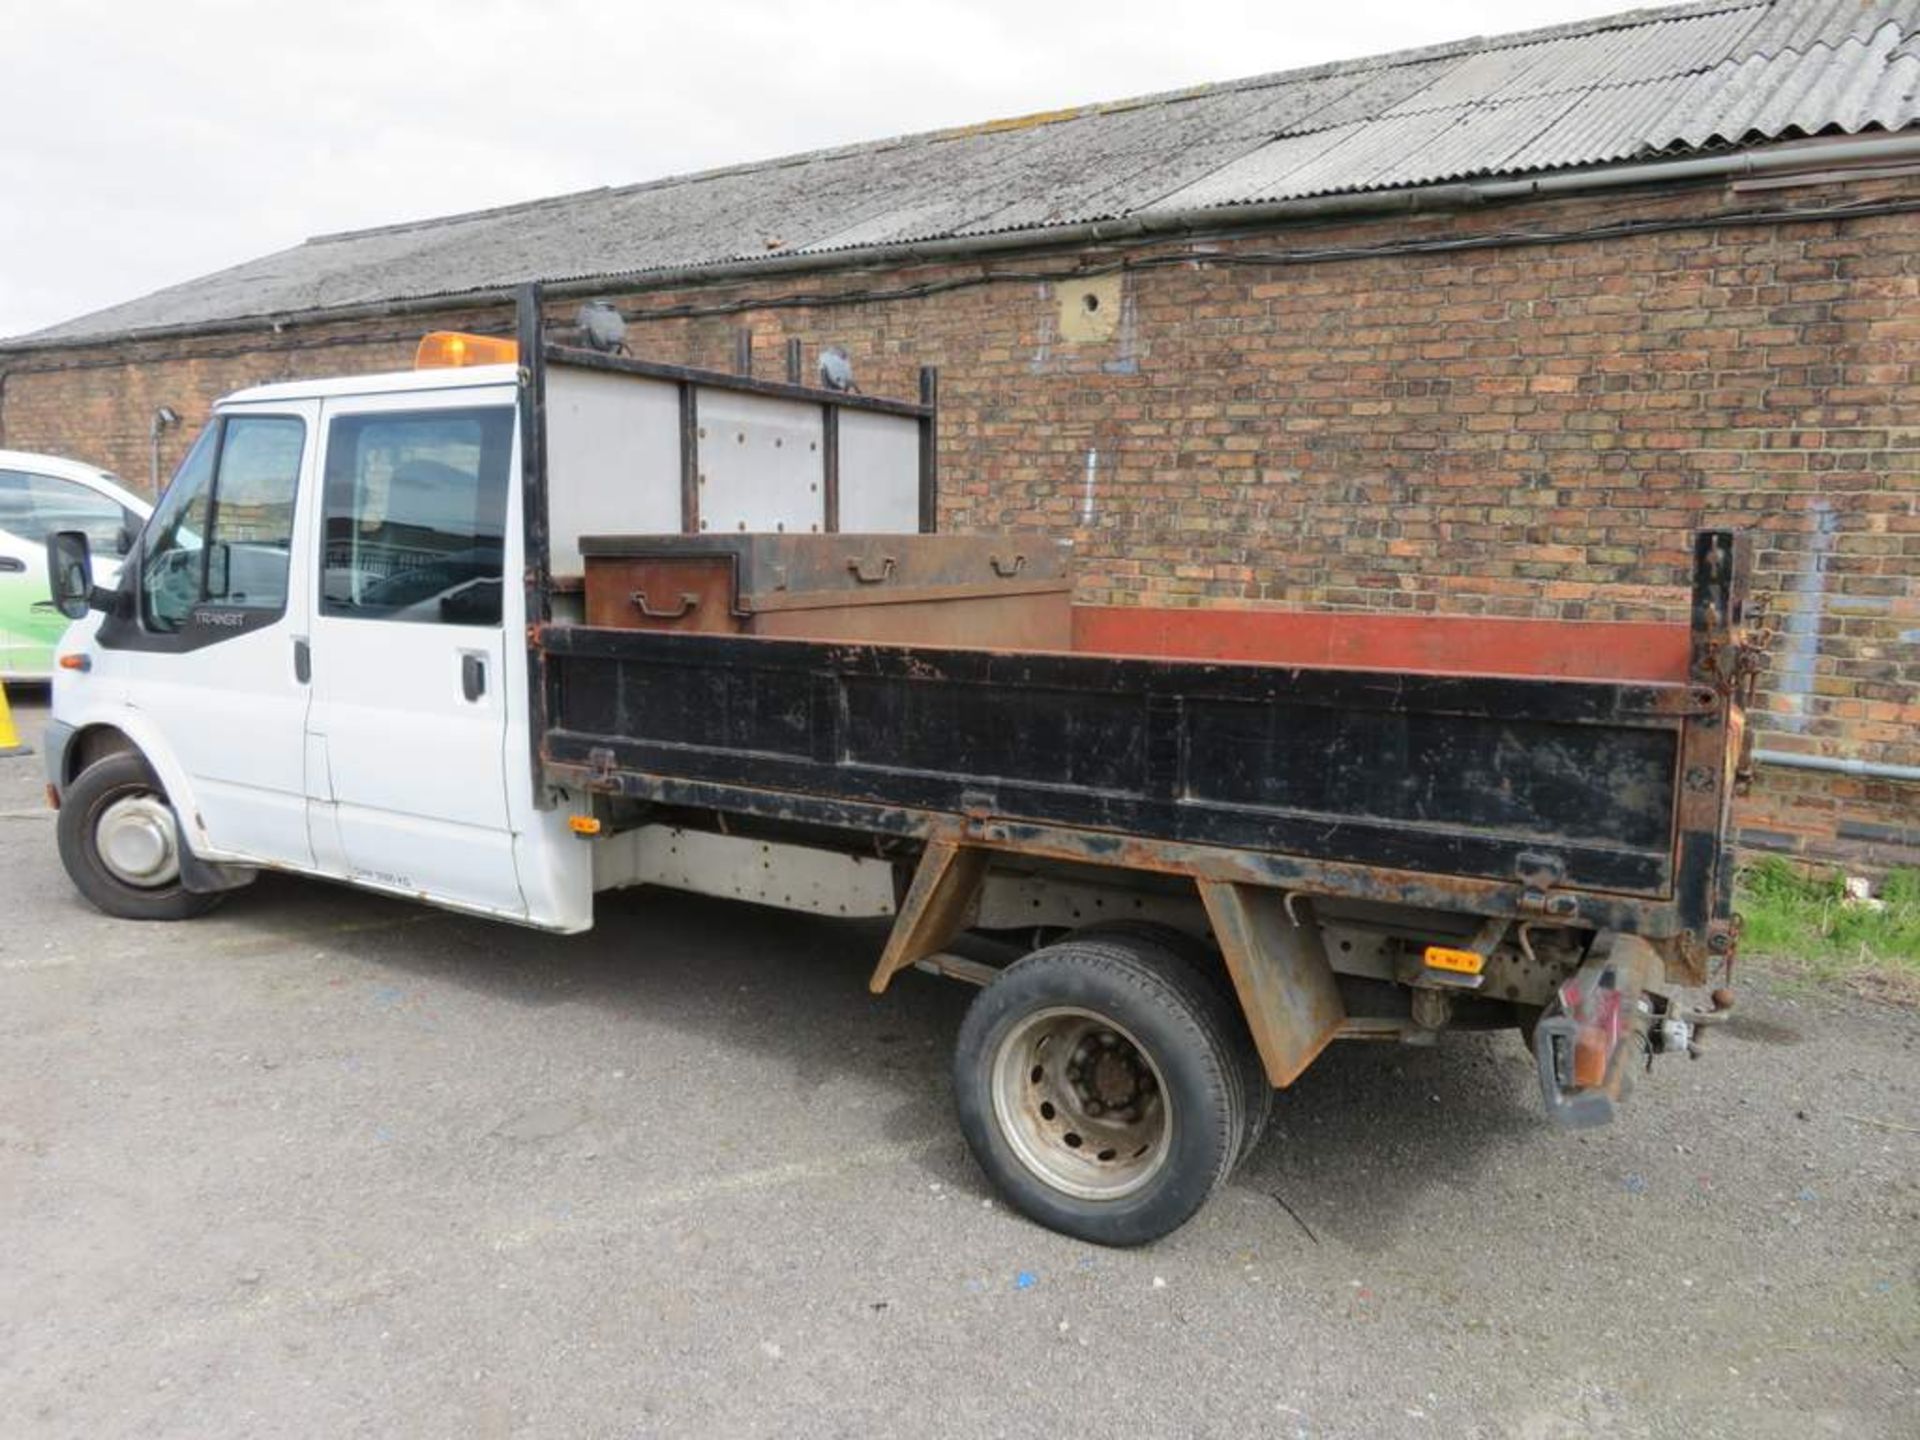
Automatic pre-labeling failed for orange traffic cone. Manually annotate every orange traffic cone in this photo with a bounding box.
[0,680,30,758]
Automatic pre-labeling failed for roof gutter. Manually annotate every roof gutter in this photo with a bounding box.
[7,132,1920,356]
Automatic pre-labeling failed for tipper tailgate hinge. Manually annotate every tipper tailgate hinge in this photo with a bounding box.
[960,790,1003,841]
[1515,852,1577,919]
[587,746,617,787]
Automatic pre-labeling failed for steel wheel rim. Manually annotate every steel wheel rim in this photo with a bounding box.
[990,1006,1172,1201]
[95,793,180,888]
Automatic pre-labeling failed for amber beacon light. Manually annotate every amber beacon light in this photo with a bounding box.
[415,332,519,369]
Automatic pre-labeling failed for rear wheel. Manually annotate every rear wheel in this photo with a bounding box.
[953,937,1249,1246]
[1070,919,1274,1161]
[57,751,223,921]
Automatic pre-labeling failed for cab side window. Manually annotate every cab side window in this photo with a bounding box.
[0,470,138,553]
[0,472,39,543]
[319,407,511,627]
[141,416,305,633]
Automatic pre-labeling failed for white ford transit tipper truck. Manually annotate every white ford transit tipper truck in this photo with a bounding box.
[41,290,1750,1244]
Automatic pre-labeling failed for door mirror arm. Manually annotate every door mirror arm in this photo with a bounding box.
[94,579,131,618]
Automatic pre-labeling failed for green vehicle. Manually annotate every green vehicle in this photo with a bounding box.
[0,451,150,680]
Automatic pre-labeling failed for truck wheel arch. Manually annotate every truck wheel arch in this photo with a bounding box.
[58,715,204,850]
[63,724,141,788]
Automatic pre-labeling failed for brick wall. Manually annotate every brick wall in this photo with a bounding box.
[3,171,1915,869]
[0,311,500,491]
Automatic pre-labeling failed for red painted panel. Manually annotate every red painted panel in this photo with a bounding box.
[1071,606,1692,683]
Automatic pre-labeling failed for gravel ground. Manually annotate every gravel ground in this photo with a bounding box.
[2,690,1916,1439]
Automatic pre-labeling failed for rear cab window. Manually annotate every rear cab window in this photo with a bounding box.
[319,407,513,627]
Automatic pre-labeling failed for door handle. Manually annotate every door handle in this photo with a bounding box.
[292,637,311,684]
[461,652,486,702]
[0,556,24,574]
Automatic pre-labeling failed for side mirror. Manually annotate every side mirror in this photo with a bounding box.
[46,530,95,620]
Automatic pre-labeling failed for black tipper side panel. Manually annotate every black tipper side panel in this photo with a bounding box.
[542,627,1692,898]
[1184,702,1678,851]
[843,678,1151,794]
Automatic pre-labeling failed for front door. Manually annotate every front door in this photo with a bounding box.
[103,406,316,866]
[305,390,524,916]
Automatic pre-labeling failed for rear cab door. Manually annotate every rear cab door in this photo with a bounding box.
[304,381,526,917]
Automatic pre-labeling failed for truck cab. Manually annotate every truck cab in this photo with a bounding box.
[45,358,586,926]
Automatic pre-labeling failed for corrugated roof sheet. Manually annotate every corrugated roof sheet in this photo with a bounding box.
[16,0,1920,346]
[1659,19,1920,143]
[1736,0,1920,49]
[1382,7,1763,112]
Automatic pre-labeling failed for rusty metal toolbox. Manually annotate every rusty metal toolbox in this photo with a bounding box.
[578,533,1074,648]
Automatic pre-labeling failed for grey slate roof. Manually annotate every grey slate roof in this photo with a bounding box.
[18,0,1920,347]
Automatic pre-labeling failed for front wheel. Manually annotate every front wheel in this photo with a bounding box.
[953,937,1249,1246]
[56,751,224,921]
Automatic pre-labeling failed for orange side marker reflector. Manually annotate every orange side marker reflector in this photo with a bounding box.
[58,653,90,671]
[415,331,519,369]
[1423,945,1486,976]
[568,815,602,836]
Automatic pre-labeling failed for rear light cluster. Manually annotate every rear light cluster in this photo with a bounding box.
[1557,974,1624,1089]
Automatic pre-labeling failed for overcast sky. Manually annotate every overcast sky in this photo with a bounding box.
[1,0,1629,338]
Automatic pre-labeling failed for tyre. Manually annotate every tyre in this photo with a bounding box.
[953,937,1246,1246]
[57,751,223,921]
[1069,920,1274,1161]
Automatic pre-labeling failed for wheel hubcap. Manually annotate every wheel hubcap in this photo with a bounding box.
[991,1007,1171,1201]
[95,794,180,888]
